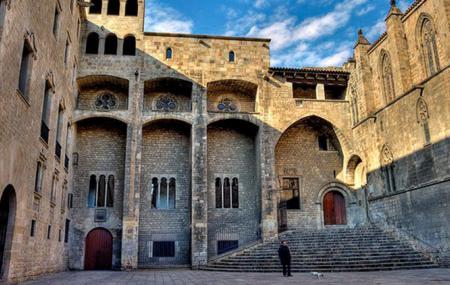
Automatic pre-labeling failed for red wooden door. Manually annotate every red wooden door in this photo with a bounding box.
[85,228,113,270]
[323,191,346,225]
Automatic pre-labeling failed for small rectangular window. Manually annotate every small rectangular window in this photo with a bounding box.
[58,229,62,242]
[47,225,52,239]
[67,193,73,208]
[30,220,36,237]
[18,42,33,98]
[153,241,175,257]
[34,161,44,193]
[318,135,328,151]
[64,219,70,243]
[281,178,301,210]
[217,240,239,255]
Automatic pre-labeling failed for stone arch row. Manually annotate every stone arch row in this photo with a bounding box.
[86,33,136,56]
[89,0,138,16]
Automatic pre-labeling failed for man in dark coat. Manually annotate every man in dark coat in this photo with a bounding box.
[278,240,292,277]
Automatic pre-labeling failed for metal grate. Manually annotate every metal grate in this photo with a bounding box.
[153,241,175,257]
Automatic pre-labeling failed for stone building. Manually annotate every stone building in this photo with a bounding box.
[0,0,448,282]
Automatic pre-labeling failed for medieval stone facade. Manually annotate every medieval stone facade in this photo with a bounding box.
[0,0,448,282]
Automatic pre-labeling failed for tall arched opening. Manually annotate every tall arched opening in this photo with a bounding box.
[84,228,113,270]
[0,185,16,279]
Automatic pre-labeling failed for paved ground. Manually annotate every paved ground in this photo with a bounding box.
[6,269,450,285]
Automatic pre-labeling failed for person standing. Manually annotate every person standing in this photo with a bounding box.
[278,240,292,277]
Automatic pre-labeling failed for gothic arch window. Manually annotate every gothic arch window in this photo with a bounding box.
[87,174,115,208]
[229,51,235,62]
[166,47,173,59]
[150,177,176,209]
[125,0,138,16]
[104,34,118,55]
[107,0,120,15]
[416,97,431,145]
[123,35,136,56]
[85,32,99,54]
[89,0,102,14]
[380,145,396,193]
[215,176,239,209]
[380,51,395,104]
[419,17,440,76]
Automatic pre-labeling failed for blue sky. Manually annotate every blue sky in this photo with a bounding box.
[144,0,414,67]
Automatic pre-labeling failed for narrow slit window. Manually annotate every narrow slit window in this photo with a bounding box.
[232,178,239,208]
[151,177,158,208]
[88,175,97,208]
[107,175,115,207]
[168,178,176,209]
[223,178,231,208]
[53,6,60,37]
[159,178,168,209]
[215,178,222,208]
[97,175,106,207]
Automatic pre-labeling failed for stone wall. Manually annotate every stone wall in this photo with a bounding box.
[70,118,127,270]
[207,120,260,258]
[138,120,191,266]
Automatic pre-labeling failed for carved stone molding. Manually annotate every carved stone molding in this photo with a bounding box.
[24,30,38,59]
[45,71,56,93]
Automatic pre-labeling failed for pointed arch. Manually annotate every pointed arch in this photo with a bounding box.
[379,50,395,104]
[380,144,396,193]
[416,97,431,145]
[416,14,440,76]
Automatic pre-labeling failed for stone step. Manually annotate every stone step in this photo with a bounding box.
[205,226,438,272]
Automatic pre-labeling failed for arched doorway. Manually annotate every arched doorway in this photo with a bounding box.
[0,186,16,279]
[85,228,113,270]
[323,191,346,225]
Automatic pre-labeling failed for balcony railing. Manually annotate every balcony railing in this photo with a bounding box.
[143,99,192,113]
[207,101,256,113]
[55,142,62,160]
[64,155,70,170]
[40,121,49,144]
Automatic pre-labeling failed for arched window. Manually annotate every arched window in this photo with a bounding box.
[229,51,235,62]
[166,47,172,59]
[89,0,102,14]
[87,174,115,208]
[215,176,239,209]
[104,34,118,55]
[416,97,431,145]
[232,178,239,208]
[85,33,99,54]
[88,175,97,208]
[420,17,440,76]
[150,176,176,209]
[215,178,222,208]
[125,0,138,16]
[123,35,136,56]
[380,51,395,103]
[107,0,120,15]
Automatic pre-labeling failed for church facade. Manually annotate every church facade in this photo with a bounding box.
[0,0,449,282]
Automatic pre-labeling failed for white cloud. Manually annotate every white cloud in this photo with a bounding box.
[366,20,386,42]
[356,5,375,16]
[145,0,193,33]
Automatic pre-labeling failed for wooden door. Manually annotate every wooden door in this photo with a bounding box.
[323,191,346,225]
[85,228,113,270]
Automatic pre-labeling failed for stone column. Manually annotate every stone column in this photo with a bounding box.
[191,84,208,268]
[316,84,325,100]
[121,75,144,270]
[260,127,279,242]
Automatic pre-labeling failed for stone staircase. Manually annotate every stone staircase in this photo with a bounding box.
[202,226,438,272]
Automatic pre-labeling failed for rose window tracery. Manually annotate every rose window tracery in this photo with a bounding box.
[155,95,178,112]
[217,98,238,112]
[95,92,117,111]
